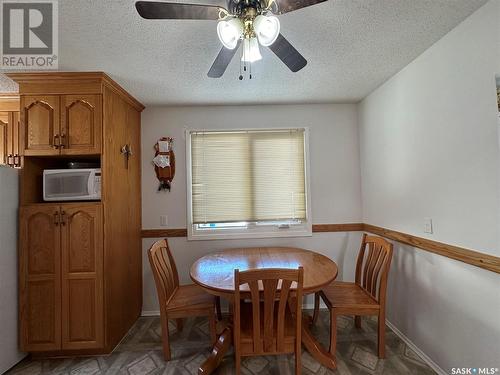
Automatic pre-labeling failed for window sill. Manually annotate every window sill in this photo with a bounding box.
[187,225,312,241]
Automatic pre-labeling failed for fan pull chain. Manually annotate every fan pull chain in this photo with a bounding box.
[239,42,244,80]
[239,54,243,80]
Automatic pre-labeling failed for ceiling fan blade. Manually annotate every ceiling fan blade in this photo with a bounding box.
[207,44,240,78]
[272,0,327,14]
[135,1,225,20]
[268,34,307,72]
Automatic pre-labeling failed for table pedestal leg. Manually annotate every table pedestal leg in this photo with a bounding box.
[198,325,233,375]
[301,316,337,370]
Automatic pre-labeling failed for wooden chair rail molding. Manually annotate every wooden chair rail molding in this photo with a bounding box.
[363,224,500,274]
[141,223,500,275]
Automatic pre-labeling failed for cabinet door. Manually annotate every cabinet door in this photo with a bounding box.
[60,95,102,155]
[19,205,62,352]
[22,95,60,156]
[60,203,104,350]
[0,113,7,165]
[12,111,22,167]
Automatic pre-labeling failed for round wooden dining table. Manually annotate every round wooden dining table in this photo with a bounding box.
[190,247,338,374]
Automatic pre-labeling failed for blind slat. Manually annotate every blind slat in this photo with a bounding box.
[191,129,306,224]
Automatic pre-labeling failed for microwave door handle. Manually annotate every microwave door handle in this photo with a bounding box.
[88,171,94,196]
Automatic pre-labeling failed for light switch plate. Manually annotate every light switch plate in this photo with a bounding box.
[160,215,168,227]
[423,217,433,234]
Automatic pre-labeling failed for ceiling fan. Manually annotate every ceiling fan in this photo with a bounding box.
[135,0,327,78]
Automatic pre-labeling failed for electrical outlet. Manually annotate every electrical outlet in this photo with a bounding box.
[160,215,168,227]
[423,217,433,234]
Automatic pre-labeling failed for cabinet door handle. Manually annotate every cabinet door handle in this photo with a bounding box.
[7,154,13,166]
[13,154,20,168]
[53,211,60,226]
[60,210,66,225]
[53,134,60,149]
[59,134,66,149]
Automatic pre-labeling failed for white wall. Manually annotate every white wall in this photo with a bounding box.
[358,0,500,371]
[0,167,25,373]
[141,104,363,313]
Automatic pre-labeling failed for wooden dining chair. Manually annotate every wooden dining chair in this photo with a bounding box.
[312,234,393,358]
[148,239,221,360]
[233,267,304,375]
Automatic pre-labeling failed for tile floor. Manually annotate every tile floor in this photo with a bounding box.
[7,311,436,375]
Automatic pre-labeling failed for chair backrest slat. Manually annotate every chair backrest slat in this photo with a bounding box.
[355,234,393,302]
[148,239,180,311]
[234,267,303,355]
[276,279,292,351]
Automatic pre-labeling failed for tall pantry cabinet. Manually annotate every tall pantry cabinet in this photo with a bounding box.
[8,72,145,355]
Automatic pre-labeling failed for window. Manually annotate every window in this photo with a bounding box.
[186,128,311,240]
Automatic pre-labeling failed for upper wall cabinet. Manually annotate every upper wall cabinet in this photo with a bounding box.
[61,95,102,155]
[0,95,21,167]
[0,113,8,165]
[22,94,102,156]
[22,95,60,156]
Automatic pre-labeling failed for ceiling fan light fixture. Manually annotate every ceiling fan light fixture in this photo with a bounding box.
[241,37,262,63]
[253,14,280,47]
[217,18,243,50]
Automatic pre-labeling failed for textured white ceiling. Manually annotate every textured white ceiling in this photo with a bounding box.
[0,0,487,105]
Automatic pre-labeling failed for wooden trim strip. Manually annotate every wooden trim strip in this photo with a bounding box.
[141,223,364,238]
[0,94,20,111]
[313,223,364,232]
[142,229,188,237]
[363,224,500,274]
[141,222,500,274]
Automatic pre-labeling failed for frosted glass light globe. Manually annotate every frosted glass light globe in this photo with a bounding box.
[217,18,243,50]
[241,37,262,63]
[253,15,280,47]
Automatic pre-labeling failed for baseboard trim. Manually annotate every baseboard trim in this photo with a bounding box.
[385,320,446,375]
[141,310,160,317]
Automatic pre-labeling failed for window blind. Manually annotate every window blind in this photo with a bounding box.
[190,129,306,224]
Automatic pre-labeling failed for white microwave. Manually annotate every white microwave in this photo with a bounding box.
[43,169,101,201]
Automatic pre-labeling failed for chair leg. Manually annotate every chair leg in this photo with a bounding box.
[295,340,302,374]
[312,292,320,325]
[160,312,171,361]
[329,310,337,355]
[354,315,362,328]
[208,308,217,345]
[378,310,386,358]
[235,354,241,375]
[176,318,183,332]
[215,296,222,320]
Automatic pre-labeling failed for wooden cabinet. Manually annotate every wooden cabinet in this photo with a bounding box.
[0,114,7,165]
[61,95,102,155]
[21,94,101,156]
[61,204,104,350]
[19,205,62,352]
[20,203,103,352]
[10,72,144,356]
[22,95,59,156]
[7,112,22,167]
[0,95,22,167]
